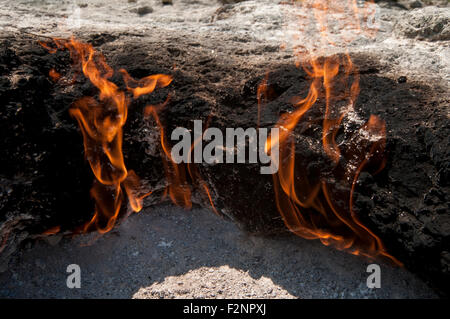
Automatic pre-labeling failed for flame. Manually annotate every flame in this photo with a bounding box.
[36,0,400,265]
[42,226,61,235]
[265,0,401,264]
[49,68,61,82]
[121,69,173,99]
[143,101,218,215]
[42,38,209,231]
[257,72,270,128]
[41,38,172,234]
[144,100,192,209]
[186,115,221,216]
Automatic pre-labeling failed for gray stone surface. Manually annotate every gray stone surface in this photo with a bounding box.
[0,205,438,298]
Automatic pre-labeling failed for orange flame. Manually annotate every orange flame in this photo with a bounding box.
[144,100,192,209]
[49,68,61,82]
[121,69,173,99]
[41,38,172,234]
[266,0,401,264]
[42,226,61,235]
[37,0,399,266]
[257,72,270,128]
[186,116,221,216]
[267,57,400,263]
[42,38,213,228]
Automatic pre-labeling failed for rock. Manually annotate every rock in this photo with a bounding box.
[218,0,246,4]
[395,7,450,41]
[136,6,153,16]
[409,1,423,9]
[44,234,63,246]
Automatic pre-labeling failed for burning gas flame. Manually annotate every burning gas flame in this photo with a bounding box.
[186,115,221,217]
[38,0,400,265]
[257,72,270,128]
[41,37,217,234]
[262,0,401,264]
[142,103,219,215]
[49,68,61,82]
[143,99,193,209]
[41,38,172,234]
[42,226,61,235]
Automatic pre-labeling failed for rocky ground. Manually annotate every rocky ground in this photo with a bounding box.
[0,0,448,298]
[0,205,438,298]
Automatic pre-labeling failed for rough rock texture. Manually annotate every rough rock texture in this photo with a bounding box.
[394,6,450,41]
[0,205,437,299]
[0,0,449,296]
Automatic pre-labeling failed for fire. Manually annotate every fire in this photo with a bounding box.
[41,38,172,234]
[263,0,400,263]
[143,100,193,209]
[186,115,221,217]
[257,72,270,128]
[41,37,216,233]
[142,103,218,215]
[42,226,61,235]
[121,69,173,99]
[48,68,61,82]
[37,0,400,265]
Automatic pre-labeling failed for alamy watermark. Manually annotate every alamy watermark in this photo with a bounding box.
[366,264,381,288]
[170,120,279,175]
[66,264,81,289]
